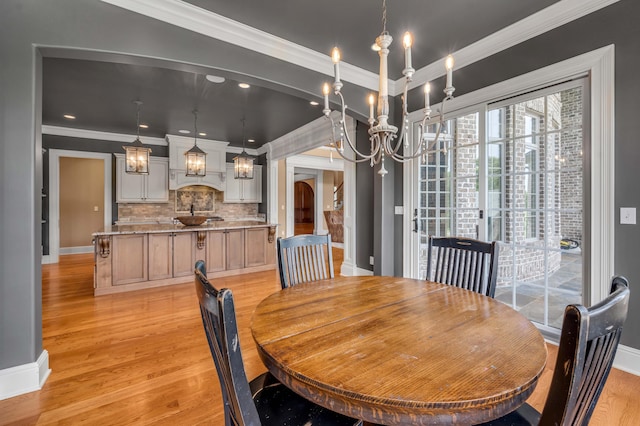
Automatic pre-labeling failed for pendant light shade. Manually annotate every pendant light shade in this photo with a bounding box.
[234,118,254,179]
[124,100,151,174]
[185,110,207,177]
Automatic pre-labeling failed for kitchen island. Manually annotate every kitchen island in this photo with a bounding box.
[93,221,277,296]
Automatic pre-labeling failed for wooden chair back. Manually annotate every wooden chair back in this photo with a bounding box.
[194,260,260,425]
[539,276,630,425]
[426,236,499,297]
[277,234,334,289]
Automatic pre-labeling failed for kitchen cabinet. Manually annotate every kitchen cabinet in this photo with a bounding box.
[245,227,269,267]
[166,135,228,190]
[148,232,196,280]
[115,154,169,203]
[205,230,226,273]
[205,228,244,271]
[93,223,277,295]
[223,163,263,203]
[111,234,148,285]
[226,228,245,270]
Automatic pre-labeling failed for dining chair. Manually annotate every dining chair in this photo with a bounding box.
[426,236,499,297]
[277,234,334,289]
[479,275,630,426]
[194,260,360,426]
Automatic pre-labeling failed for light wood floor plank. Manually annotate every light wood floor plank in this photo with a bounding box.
[0,250,638,425]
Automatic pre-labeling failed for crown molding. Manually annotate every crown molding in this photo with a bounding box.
[100,0,381,92]
[42,125,167,145]
[402,0,620,92]
[101,0,617,98]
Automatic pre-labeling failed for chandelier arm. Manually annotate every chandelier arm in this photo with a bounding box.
[333,142,376,163]
[334,92,380,161]
[387,93,452,161]
[324,108,377,163]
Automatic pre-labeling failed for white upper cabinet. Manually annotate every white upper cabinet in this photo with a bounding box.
[223,163,262,203]
[115,154,169,203]
[166,135,229,190]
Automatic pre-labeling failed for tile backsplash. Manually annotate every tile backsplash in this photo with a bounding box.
[117,186,259,223]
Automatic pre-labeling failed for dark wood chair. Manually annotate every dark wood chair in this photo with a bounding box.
[480,276,630,426]
[194,260,360,426]
[277,234,334,289]
[426,236,499,297]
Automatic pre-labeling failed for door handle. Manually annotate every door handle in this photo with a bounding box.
[412,209,418,233]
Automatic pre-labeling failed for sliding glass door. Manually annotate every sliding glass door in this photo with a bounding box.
[412,80,586,330]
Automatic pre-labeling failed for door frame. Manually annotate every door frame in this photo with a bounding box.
[404,45,614,306]
[46,149,112,264]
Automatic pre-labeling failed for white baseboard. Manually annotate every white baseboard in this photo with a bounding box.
[354,266,374,276]
[60,246,93,255]
[0,350,51,401]
[613,344,640,376]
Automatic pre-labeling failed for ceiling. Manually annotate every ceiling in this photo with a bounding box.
[42,0,561,150]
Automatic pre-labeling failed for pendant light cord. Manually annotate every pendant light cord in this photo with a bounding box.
[193,109,199,146]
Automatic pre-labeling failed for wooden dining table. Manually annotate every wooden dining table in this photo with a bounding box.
[251,275,547,425]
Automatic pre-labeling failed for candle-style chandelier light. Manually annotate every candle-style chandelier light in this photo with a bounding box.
[322,0,455,176]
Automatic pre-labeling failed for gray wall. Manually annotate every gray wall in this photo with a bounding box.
[399,0,640,349]
[0,0,367,370]
[2,0,639,375]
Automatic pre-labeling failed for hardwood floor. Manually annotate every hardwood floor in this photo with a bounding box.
[1,252,639,425]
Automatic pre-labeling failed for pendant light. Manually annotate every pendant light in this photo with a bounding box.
[185,109,207,177]
[123,100,151,174]
[234,117,254,179]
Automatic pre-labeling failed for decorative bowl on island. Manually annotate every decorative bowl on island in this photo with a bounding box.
[175,216,207,226]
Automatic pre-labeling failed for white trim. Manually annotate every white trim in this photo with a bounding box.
[99,0,618,97]
[262,112,349,160]
[48,150,113,264]
[267,159,279,224]
[286,155,344,237]
[100,0,380,91]
[42,125,167,146]
[353,267,374,277]
[403,0,620,92]
[614,344,640,377]
[226,145,259,156]
[0,350,50,401]
[60,246,94,255]
[404,45,615,307]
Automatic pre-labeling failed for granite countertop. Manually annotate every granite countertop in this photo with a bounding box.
[93,221,277,236]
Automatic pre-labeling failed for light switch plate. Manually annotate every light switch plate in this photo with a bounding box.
[394,206,404,215]
[620,207,636,225]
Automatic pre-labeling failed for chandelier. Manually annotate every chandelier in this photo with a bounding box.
[322,0,455,176]
[234,118,254,179]
[123,100,151,174]
[185,109,207,177]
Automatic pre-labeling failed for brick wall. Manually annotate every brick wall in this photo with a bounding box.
[117,186,258,222]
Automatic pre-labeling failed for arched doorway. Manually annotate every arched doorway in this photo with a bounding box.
[294,181,314,235]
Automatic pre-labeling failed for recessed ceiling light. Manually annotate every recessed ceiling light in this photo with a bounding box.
[238,83,250,89]
[63,114,76,120]
[178,129,190,134]
[247,139,255,143]
[198,132,207,136]
[309,101,319,106]
[139,124,149,129]
[206,75,225,83]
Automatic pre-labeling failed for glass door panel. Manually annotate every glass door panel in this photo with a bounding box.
[413,83,585,330]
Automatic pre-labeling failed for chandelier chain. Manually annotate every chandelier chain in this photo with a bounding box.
[382,0,387,33]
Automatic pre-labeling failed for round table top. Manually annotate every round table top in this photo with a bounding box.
[251,275,547,425]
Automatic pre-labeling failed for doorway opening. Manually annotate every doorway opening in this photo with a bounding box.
[294,181,314,235]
